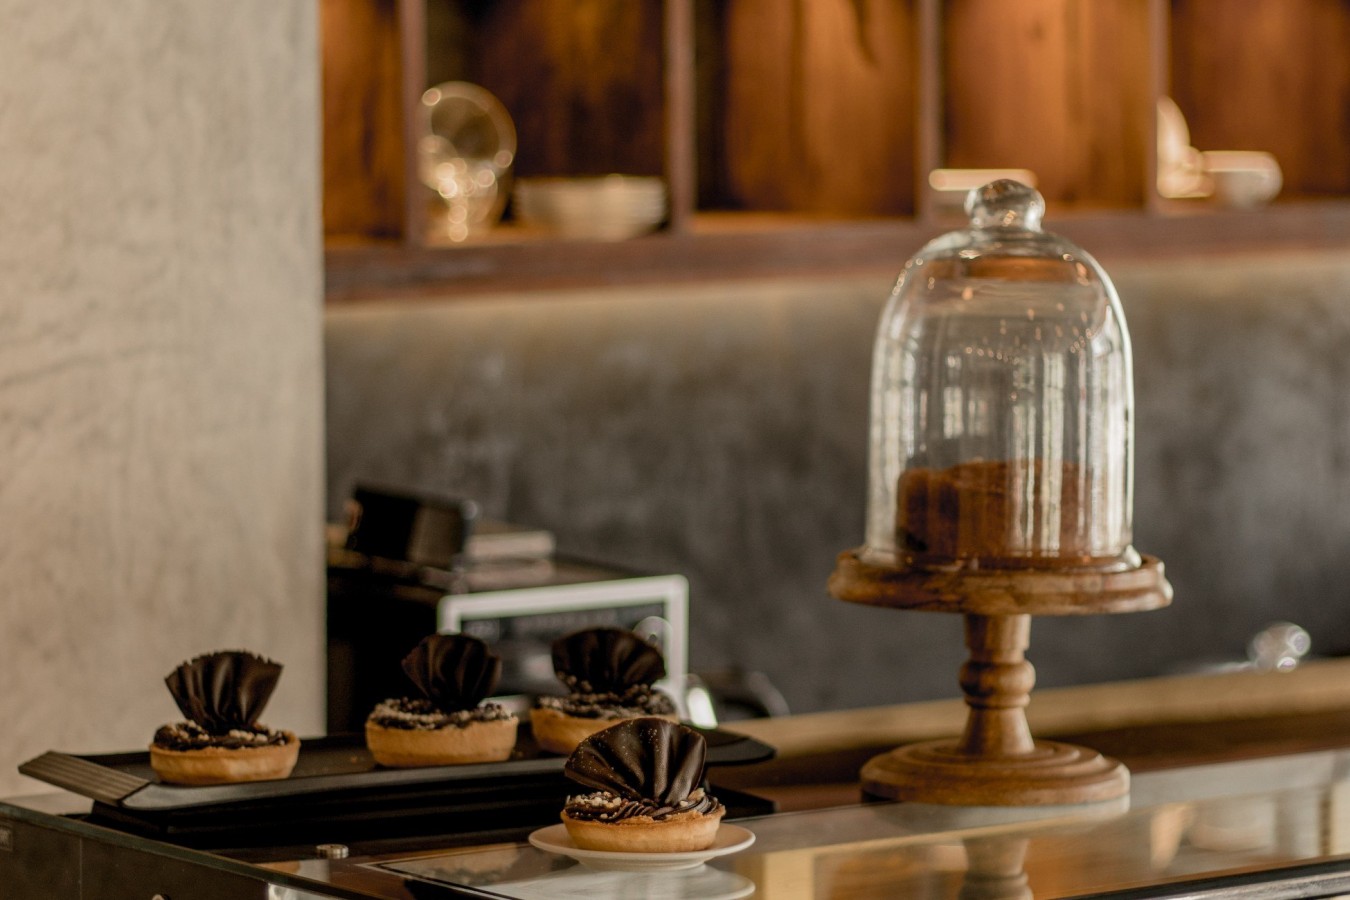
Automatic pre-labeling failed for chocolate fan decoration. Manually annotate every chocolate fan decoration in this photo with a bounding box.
[401,633,502,712]
[164,650,283,735]
[552,627,666,694]
[564,718,707,804]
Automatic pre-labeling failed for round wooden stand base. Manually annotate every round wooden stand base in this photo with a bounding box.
[832,545,1171,807]
[861,738,1129,806]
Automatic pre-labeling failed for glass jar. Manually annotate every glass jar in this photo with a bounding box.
[863,181,1137,571]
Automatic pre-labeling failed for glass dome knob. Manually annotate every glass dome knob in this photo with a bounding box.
[966,179,1045,231]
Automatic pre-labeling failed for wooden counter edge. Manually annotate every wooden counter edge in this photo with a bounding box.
[720,657,1350,759]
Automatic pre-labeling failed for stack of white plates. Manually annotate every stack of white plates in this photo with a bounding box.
[514,175,667,241]
[1200,150,1282,209]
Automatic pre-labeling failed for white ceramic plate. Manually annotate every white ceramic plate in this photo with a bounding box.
[528,823,755,872]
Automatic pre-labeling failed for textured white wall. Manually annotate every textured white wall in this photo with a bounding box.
[0,3,325,795]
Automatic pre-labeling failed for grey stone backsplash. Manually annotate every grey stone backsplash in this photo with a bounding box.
[326,251,1350,714]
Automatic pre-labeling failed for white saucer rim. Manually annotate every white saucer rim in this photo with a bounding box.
[528,822,755,866]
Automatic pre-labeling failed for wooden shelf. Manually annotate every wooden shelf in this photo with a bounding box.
[325,200,1350,303]
[320,0,1350,301]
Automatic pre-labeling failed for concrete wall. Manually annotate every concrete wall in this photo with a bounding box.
[0,3,325,795]
[326,250,1350,715]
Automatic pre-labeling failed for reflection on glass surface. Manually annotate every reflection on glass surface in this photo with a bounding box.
[268,888,341,900]
[381,844,753,898]
[485,865,753,899]
[375,750,1350,899]
[379,843,568,890]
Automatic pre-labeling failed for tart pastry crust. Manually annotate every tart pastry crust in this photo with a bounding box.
[366,717,517,767]
[149,731,300,785]
[531,706,677,755]
[561,804,725,853]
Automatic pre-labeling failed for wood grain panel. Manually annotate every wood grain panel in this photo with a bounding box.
[1171,0,1350,198]
[321,0,409,238]
[712,0,919,216]
[944,0,1153,210]
[464,0,666,177]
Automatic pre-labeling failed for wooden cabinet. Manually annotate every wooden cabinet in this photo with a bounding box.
[320,0,1350,300]
[1170,0,1350,201]
[941,0,1155,211]
[697,0,920,217]
[321,0,411,241]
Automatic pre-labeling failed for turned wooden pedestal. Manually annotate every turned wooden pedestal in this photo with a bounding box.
[831,549,1172,806]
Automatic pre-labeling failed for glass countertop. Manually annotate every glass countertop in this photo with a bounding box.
[352,750,1350,899]
[11,746,1350,898]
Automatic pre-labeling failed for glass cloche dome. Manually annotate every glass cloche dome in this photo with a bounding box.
[862,180,1138,572]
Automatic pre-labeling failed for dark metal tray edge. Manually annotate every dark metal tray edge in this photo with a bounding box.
[21,726,774,813]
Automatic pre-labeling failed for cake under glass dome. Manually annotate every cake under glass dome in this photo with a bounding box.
[863,179,1135,573]
[830,180,1172,805]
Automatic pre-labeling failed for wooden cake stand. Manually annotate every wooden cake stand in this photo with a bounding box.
[830,549,1172,805]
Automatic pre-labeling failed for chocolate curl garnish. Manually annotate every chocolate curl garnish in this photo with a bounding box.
[164,651,282,735]
[402,633,501,712]
[551,627,666,694]
[564,718,706,804]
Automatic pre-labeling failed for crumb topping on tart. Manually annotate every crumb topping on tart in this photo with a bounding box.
[537,682,676,719]
[152,720,291,751]
[368,697,515,731]
[563,786,721,823]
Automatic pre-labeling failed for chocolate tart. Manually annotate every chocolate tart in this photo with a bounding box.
[365,633,518,767]
[149,651,299,786]
[531,627,678,755]
[560,717,724,853]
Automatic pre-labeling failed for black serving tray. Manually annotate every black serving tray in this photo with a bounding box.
[19,725,774,849]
